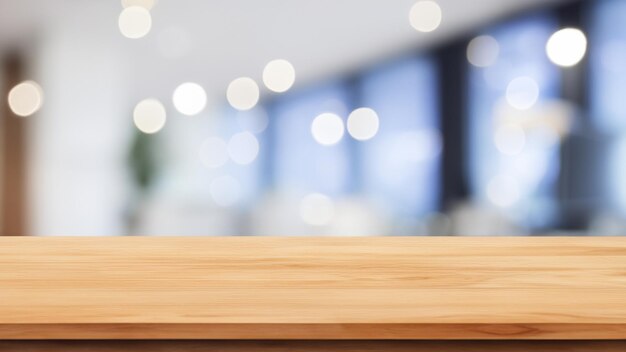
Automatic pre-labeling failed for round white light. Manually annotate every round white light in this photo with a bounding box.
[262,59,296,93]
[494,124,525,156]
[210,175,241,207]
[7,80,43,117]
[347,107,379,141]
[172,82,207,116]
[409,1,442,33]
[487,175,521,207]
[118,6,152,39]
[133,98,166,134]
[199,137,229,168]
[311,112,345,146]
[121,0,155,10]
[236,107,269,134]
[506,77,539,110]
[227,77,259,111]
[299,193,335,226]
[467,35,499,67]
[546,28,587,67]
[396,129,442,162]
[227,132,260,165]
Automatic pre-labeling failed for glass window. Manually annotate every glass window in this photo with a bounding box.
[590,0,626,215]
[215,106,266,209]
[358,57,441,218]
[590,0,626,133]
[467,14,561,228]
[271,82,352,197]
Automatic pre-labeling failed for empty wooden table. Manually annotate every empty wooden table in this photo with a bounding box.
[1,236,625,351]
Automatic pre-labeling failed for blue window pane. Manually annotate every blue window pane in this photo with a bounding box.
[208,106,265,209]
[272,83,351,196]
[359,57,441,217]
[590,0,626,214]
[468,14,560,228]
[590,0,626,133]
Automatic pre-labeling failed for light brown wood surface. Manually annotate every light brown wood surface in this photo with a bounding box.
[1,236,626,340]
[2,340,626,352]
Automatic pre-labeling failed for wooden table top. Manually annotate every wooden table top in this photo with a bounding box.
[1,236,626,340]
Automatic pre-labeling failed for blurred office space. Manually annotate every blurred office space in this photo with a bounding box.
[0,0,624,236]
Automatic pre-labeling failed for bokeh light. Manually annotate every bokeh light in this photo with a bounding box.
[546,28,587,67]
[133,98,166,134]
[172,82,207,116]
[494,123,526,156]
[409,1,442,33]
[7,80,43,117]
[199,137,229,168]
[118,6,152,39]
[487,174,521,207]
[299,193,335,226]
[467,35,499,67]
[227,77,260,111]
[396,129,442,162]
[347,107,379,141]
[311,112,345,146]
[235,107,269,134]
[506,76,539,110]
[262,59,296,93]
[210,175,241,207]
[227,132,260,165]
[121,0,155,10]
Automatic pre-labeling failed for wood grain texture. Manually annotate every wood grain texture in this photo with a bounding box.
[1,340,626,352]
[1,236,626,339]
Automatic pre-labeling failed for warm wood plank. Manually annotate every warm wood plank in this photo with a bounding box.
[1,237,626,339]
[1,340,626,352]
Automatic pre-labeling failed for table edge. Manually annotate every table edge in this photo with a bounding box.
[1,323,626,340]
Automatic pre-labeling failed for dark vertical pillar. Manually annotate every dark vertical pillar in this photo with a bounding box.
[0,53,28,236]
[437,41,469,212]
[555,0,596,230]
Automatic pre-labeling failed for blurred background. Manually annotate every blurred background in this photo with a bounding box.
[0,0,623,236]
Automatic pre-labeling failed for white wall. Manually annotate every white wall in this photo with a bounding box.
[28,3,133,235]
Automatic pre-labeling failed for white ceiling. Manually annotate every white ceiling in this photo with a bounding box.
[0,0,570,105]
